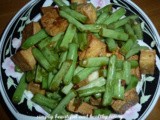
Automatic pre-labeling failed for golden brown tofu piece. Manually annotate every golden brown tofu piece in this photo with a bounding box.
[111,88,139,114]
[79,34,107,60]
[67,99,96,115]
[41,6,59,15]
[22,22,41,44]
[11,48,36,72]
[76,3,97,24]
[139,50,156,75]
[131,66,141,79]
[90,97,102,106]
[45,17,69,36]
[71,0,86,4]
[41,12,59,28]
[28,82,45,95]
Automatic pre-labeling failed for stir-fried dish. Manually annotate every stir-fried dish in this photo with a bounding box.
[11,0,156,119]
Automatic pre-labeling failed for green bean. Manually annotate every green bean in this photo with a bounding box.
[38,32,64,49]
[77,77,106,91]
[12,74,27,103]
[102,83,113,106]
[74,66,84,75]
[129,60,139,68]
[99,28,129,41]
[108,15,138,29]
[49,61,72,91]
[41,106,52,114]
[59,10,85,31]
[61,83,73,94]
[46,92,62,101]
[120,39,134,55]
[107,55,117,82]
[112,72,124,100]
[50,90,76,117]
[14,65,23,73]
[60,24,77,51]
[97,4,112,16]
[66,43,78,61]
[41,47,59,68]
[78,86,105,97]
[32,94,57,109]
[72,32,79,47]
[103,55,117,106]
[32,47,53,71]
[72,67,100,84]
[26,69,36,82]
[63,60,77,85]
[132,22,143,39]
[58,51,68,69]
[93,108,111,116]
[48,72,54,87]
[104,7,126,25]
[116,60,139,69]
[60,6,87,23]
[83,24,102,33]
[42,75,48,89]
[63,43,78,85]
[37,37,52,50]
[125,47,140,59]
[35,65,43,83]
[80,57,109,67]
[21,29,48,49]
[126,75,139,91]
[54,0,66,6]
[124,23,135,36]
[77,32,88,51]
[96,13,109,24]
[106,38,118,52]
[123,61,131,85]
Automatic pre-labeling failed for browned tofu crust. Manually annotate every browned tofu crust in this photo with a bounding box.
[11,48,36,71]
[28,82,45,95]
[41,10,59,28]
[79,34,107,60]
[41,6,59,15]
[71,0,87,4]
[76,3,97,24]
[67,99,96,115]
[22,22,41,44]
[40,6,68,36]
[139,50,156,75]
[111,88,139,114]
[45,17,68,36]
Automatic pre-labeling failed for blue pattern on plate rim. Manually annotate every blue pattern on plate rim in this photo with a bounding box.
[0,0,160,120]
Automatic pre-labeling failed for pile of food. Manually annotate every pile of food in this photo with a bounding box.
[11,0,156,119]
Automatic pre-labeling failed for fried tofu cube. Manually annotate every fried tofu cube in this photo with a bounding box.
[40,7,60,28]
[79,34,107,60]
[111,88,139,114]
[22,22,41,44]
[67,99,96,115]
[41,6,59,15]
[45,17,69,36]
[71,0,86,4]
[139,50,156,75]
[76,3,97,24]
[28,82,45,95]
[11,48,36,72]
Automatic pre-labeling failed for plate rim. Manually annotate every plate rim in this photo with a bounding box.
[0,0,160,120]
